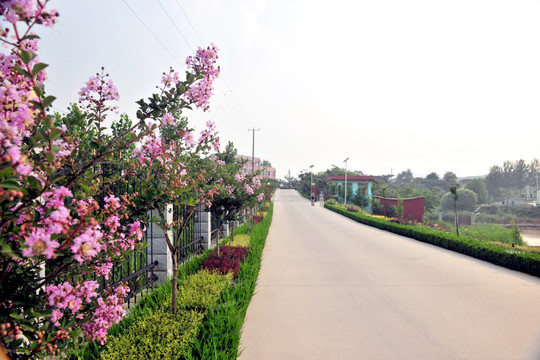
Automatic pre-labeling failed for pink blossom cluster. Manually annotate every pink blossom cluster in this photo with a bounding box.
[161,67,180,89]
[243,183,254,195]
[0,51,37,175]
[183,130,195,148]
[81,285,129,345]
[78,70,119,113]
[257,193,265,202]
[45,281,100,326]
[198,120,220,152]
[252,177,261,189]
[184,44,220,111]
[133,136,166,166]
[0,0,59,27]
[46,281,128,345]
[235,173,245,182]
[161,112,174,126]
[20,186,74,259]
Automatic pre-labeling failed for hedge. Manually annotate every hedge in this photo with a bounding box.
[325,203,540,278]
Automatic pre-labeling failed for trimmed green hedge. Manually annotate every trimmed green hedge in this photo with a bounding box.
[100,309,204,360]
[325,203,540,278]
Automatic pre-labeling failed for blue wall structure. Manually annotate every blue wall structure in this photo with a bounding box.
[327,176,376,212]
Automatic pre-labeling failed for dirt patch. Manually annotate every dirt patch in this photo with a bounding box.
[521,228,540,246]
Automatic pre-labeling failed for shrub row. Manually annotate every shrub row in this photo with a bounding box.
[183,203,273,359]
[325,203,540,278]
[202,245,249,278]
[101,269,232,359]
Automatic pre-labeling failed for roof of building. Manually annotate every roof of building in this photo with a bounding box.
[326,175,376,182]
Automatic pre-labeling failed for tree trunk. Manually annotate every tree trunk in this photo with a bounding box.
[230,221,235,243]
[217,226,221,257]
[454,201,459,237]
[171,250,178,314]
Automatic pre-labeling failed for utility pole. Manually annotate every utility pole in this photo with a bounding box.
[248,128,260,174]
[344,157,349,207]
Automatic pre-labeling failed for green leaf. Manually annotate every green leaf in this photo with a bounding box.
[33,209,41,222]
[22,34,40,41]
[1,180,20,190]
[33,84,44,97]
[30,99,43,111]
[20,50,36,65]
[49,128,62,141]
[42,95,56,109]
[45,150,56,163]
[31,62,48,77]
[13,66,32,79]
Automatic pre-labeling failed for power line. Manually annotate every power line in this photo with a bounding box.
[121,0,185,69]
[175,0,205,46]
[173,0,255,126]
[122,0,255,130]
[156,0,194,53]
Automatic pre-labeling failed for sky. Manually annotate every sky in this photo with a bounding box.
[32,0,540,180]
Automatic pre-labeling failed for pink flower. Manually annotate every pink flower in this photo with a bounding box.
[184,44,220,111]
[104,195,121,210]
[257,193,264,202]
[71,227,103,263]
[161,112,174,126]
[244,183,254,195]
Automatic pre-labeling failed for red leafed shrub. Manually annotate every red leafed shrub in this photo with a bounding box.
[252,215,263,223]
[202,245,249,278]
[346,206,359,213]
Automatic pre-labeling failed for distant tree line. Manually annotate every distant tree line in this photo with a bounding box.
[292,158,539,216]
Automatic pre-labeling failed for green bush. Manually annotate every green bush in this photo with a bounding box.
[325,203,540,277]
[229,234,250,247]
[173,269,232,312]
[100,309,204,360]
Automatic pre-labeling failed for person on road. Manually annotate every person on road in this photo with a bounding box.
[311,192,315,206]
[319,191,324,206]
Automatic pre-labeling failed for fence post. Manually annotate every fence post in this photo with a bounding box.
[197,204,212,249]
[150,205,173,283]
[471,213,476,225]
[222,222,230,237]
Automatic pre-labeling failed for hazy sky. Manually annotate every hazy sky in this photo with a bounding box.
[37,0,540,179]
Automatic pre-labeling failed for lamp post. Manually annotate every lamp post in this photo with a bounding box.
[310,165,314,206]
[343,157,349,207]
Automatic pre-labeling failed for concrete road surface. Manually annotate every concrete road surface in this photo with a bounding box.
[239,189,540,360]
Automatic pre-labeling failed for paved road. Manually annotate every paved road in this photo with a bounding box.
[239,190,540,360]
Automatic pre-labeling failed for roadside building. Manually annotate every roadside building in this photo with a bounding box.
[235,155,276,180]
[326,175,376,211]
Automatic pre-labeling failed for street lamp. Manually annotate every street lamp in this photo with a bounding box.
[343,157,349,207]
[309,165,314,187]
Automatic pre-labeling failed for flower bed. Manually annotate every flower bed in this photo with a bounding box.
[201,245,249,278]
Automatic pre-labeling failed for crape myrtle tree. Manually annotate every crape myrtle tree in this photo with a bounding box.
[119,45,221,315]
[207,142,266,256]
[0,1,220,357]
